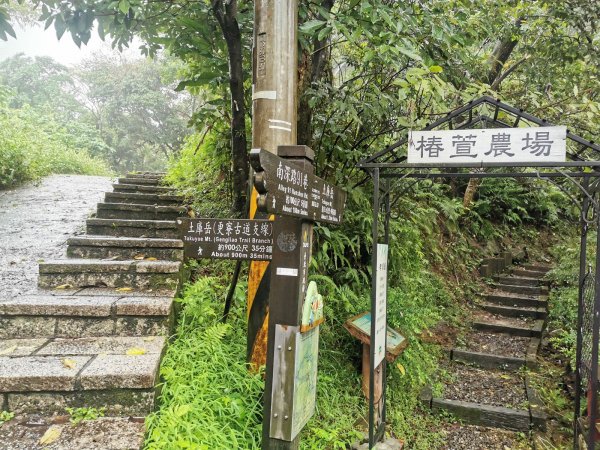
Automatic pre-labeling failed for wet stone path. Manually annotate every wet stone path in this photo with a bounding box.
[0,172,183,449]
[0,175,112,297]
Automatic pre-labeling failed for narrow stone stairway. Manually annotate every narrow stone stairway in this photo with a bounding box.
[421,256,552,449]
[0,172,185,449]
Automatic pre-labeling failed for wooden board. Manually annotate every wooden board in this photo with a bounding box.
[177,218,273,260]
[250,149,346,225]
[344,311,407,363]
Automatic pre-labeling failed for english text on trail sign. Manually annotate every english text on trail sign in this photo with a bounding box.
[250,148,347,225]
[177,218,273,260]
[408,126,567,164]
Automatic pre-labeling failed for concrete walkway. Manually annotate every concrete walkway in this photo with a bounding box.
[0,175,112,297]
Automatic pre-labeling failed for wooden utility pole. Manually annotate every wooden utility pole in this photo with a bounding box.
[247,0,299,370]
[249,2,314,449]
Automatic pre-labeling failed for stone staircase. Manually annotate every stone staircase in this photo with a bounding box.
[422,258,552,444]
[0,172,186,448]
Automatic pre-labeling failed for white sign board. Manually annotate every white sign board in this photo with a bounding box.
[374,244,388,367]
[408,126,566,164]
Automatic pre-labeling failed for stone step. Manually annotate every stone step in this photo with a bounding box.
[473,319,544,337]
[87,218,179,239]
[117,177,161,186]
[67,236,183,261]
[38,260,181,291]
[0,336,165,416]
[105,191,183,206]
[479,302,547,320]
[0,416,145,450]
[511,268,548,278]
[126,172,165,179]
[95,202,186,221]
[493,275,546,287]
[494,283,547,296]
[0,293,173,339]
[520,264,552,273]
[421,365,543,431]
[430,398,533,431]
[451,349,529,371]
[484,292,547,308]
[112,183,174,194]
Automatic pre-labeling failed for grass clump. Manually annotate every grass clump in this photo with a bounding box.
[0,410,14,426]
[65,407,106,425]
[145,276,264,450]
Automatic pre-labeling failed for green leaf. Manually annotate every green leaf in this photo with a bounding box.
[3,21,15,39]
[54,15,67,40]
[300,19,326,34]
[398,46,422,61]
[118,0,130,15]
[429,65,443,73]
[317,25,332,41]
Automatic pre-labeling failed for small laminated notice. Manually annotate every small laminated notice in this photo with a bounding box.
[276,267,298,277]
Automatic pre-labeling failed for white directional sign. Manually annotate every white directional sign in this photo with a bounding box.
[408,126,567,164]
[374,244,388,367]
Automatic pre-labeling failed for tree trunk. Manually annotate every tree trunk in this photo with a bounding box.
[463,177,481,208]
[212,0,249,215]
[487,18,523,89]
[463,18,522,208]
[297,0,335,147]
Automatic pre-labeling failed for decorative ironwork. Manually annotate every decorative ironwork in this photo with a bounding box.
[360,96,600,167]
[581,271,596,387]
[358,96,600,449]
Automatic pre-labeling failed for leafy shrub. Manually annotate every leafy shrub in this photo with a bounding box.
[547,229,592,367]
[164,129,232,216]
[0,102,112,188]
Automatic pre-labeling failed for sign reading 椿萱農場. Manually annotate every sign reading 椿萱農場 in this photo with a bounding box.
[177,218,273,260]
[407,126,567,164]
[250,149,346,225]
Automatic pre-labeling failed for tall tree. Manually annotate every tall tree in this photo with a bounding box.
[77,55,193,171]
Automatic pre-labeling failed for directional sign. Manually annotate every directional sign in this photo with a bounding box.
[250,149,346,225]
[177,218,273,260]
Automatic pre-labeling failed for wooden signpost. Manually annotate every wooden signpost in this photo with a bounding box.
[257,145,346,449]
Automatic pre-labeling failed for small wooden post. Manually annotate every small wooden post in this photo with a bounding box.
[362,343,384,424]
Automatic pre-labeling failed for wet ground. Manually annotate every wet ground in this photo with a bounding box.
[0,175,112,297]
[442,364,527,409]
[0,414,144,450]
[440,424,531,449]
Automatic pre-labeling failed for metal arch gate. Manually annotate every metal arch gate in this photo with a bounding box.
[356,96,600,450]
[365,161,600,450]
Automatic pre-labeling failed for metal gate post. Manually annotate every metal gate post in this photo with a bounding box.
[575,177,590,447]
[369,168,380,448]
[590,211,600,449]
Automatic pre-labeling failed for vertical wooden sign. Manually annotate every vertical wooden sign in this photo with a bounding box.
[262,147,314,450]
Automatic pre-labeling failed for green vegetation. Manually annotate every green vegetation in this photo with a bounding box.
[0,96,112,188]
[145,276,264,449]
[65,407,106,425]
[147,169,570,448]
[546,229,594,368]
[0,410,14,426]
[0,53,194,185]
[1,0,597,447]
